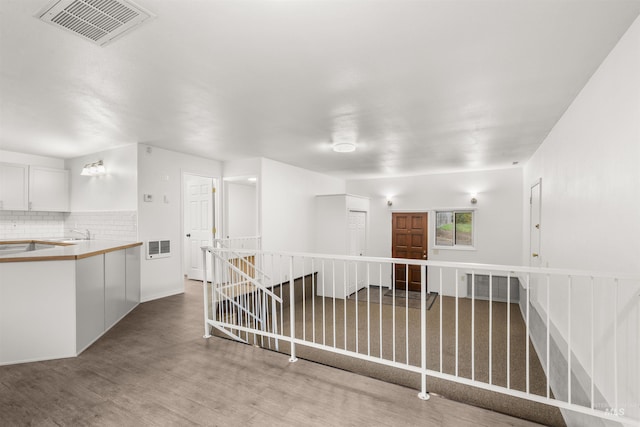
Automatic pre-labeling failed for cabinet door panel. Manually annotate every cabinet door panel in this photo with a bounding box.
[76,255,105,353]
[125,247,141,311]
[105,250,127,329]
[29,166,69,211]
[0,163,28,210]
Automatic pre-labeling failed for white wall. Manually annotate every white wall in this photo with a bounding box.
[523,15,640,422]
[66,144,137,212]
[347,168,523,295]
[222,157,261,239]
[223,157,261,178]
[226,182,257,238]
[137,144,222,301]
[260,158,345,254]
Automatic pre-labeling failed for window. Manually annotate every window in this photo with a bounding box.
[435,210,474,248]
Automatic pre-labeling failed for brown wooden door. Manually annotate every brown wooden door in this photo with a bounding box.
[392,212,428,292]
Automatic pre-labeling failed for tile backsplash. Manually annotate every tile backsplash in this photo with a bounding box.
[65,211,137,241]
[0,210,138,241]
[0,211,65,239]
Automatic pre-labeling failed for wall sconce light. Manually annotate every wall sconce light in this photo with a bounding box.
[470,193,478,204]
[81,160,106,176]
[386,196,393,207]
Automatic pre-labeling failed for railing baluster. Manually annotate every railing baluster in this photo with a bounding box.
[406,262,409,365]
[567,275,571,404]
[614,278,618,412]
[343,260,347,351]
[472,270,475,381]
[439,267,443,373]
[546,274,550,400]
[489,272,492,385]
[393,265,397,363]
[202,249,210,338]
[322,260,326,346]
[243,276,249,343]
[526,273,530,395]
[355,261,359,354]
[419,264,429,400]
[455,269,459,377]
[302,257,306,342]
[279,255,284,346]
[590,276,594,409]
[312,258,316,344]
[379,264,383,359]
[332,260,336,348]
[367,263,371,357]
[261,289,266,348]
[289,256,297,362]
[507,271,511,390]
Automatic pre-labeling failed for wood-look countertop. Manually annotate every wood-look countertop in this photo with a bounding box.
[0,240,143,263]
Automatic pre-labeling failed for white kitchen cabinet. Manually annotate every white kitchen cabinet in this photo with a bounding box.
[315,194,370,298]
[76,254,105,353]
[28,166,69,212]
[0,162,29,210]
[1,242,142,365]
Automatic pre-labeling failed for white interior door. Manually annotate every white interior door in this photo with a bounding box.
[185,175,214,280]
[348,210,367,293]
[530,180,542,267]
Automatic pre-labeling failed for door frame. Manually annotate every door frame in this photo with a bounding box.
[347,209,368,295]
[529,178,542,267]
[181,171,220,280]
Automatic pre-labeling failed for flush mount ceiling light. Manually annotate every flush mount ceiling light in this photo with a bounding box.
[332,141,357,153]
[81,160,106,176]
[35,0,155,46]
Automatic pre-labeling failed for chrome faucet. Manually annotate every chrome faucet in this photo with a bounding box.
[71,228,91,240]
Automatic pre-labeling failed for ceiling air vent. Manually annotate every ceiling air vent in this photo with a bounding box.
[36,0,154,46]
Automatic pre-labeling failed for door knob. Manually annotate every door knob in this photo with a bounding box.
[532,253,539,258]
[186,233,191,237]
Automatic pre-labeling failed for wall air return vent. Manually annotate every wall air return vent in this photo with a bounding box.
[146,239,171,260]
[36,0,155,46]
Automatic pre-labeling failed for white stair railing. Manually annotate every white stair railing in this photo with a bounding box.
[203,238,281,349]
[202,246,640,426]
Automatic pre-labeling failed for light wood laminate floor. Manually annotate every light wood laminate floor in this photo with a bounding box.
[0,279,542,426]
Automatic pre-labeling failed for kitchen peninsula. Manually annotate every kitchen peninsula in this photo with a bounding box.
[0,239,142,365]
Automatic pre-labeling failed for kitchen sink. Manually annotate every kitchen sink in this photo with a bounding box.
[0,242,57,255]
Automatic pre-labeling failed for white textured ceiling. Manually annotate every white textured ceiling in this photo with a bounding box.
[1,0,639,178]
